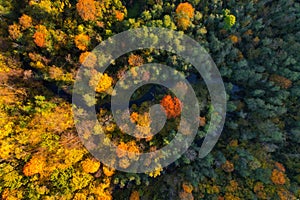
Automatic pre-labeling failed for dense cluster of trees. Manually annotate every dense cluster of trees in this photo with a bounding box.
[0,0,299,199]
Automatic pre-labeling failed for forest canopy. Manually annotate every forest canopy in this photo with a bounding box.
[0,0,299,199]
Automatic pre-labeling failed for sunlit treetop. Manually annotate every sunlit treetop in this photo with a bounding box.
[76,0,97,21]
[175,2,195,30]
[160,95,181,119]
[19,14,32,30]
[176,2,195,19]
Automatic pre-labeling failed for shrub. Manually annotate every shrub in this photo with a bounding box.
[76,0,97,21]
[74,33,90,51]
[175,2,194,30]
[19,14,32,30]
[160,95,181,119]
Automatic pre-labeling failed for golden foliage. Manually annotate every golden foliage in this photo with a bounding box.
[176,3,194,19]
[275,162,285,172]
[95,73,113,93]
[74,193,87,200]
[8,24,22,40]
[79,52,97,68]
[271,169,286,185]
[225,180,239,193]
[253,182,267,199]
[128,54,144,67]
[116,141,140,158]
[0,139,14,160]
[30,102,74,133]
[64,148,87,167]
[23,155,46,176]
[229,35,239,44]
[130,112,152,137]
[253,36,260,44]
[182,182,193,193]
[29,0,68,14]
[176,17,192,30]
[1,189,23,200]
[147,166,163,178]
[19,14,32,29]
[129,191,140,200]
[0,112,14,139]
[175,2,194,30]
[224,194,240,200]
[90,179,113,200]
[277,188,297,200]
[130,112,139,123]
[48,66,64,80]
[103,166,115,177]
[81,158,100,173]
[75,33,90,51]
[76,0,97,21]
[179,191,194,200]
[89,72,113,93]
[222,160,234,173]
[105,123,116,132]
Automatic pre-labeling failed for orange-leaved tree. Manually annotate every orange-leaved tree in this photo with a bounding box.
[76,0,97,21]
[175,2,195,30]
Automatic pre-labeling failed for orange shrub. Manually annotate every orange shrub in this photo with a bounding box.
[225,180,239,193]
[253,182,267,199]
[81,158,100,173]
[76,0,97,21]
[175,2,194,30]
[176,17,192,30]
[275,162,286,172]
[79,52,97,68]
[224,194,240,200]
[128,54,144,67]
[75,33,90,51]
[33,32,46,47]
[271,169,286,185]
[48,66,64,80]
[89,71,113,93]
[179,191,194,200]
[182,182,193,193]
[222,160,234,173]
[103,166,115,177]
[95,73,113,93]
[33,25,48,48]
[115,10,125,21]
[160,95,181,119]
[176,2,194,19]
[130,112,139,123]
[8,24,22,40]
[277,189,296,200]
[229,35,239,44]
[129,191,140,200]
[19,14,32,29]
[116,141,140,159]
[23,155,46,176]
